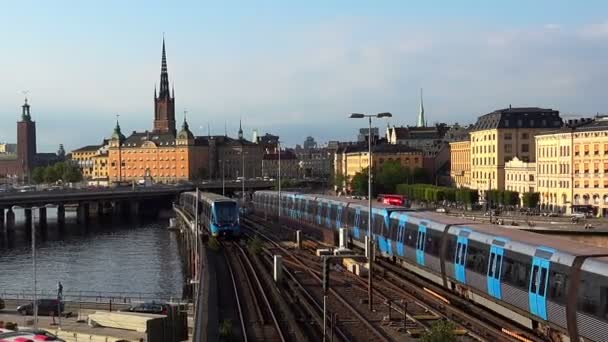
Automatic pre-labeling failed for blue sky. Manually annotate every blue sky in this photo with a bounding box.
[2,1,608,152]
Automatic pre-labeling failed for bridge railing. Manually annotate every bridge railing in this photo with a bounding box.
[0,288,185,304]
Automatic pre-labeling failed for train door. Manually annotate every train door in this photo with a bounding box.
[316,201,323,226]
[354,208,361,240]
[454,229,471,284]
[529,247,553,320]
[397,215,407,257]
[383,213,393,255]
[326,203,332,228]
[487,240,506,300]
[415,223,427,266]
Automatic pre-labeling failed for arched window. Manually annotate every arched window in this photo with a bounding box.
[583,194,590,205]
[593,195,600,205]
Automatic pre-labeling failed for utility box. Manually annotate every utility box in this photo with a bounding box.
[273,255,283,282]
[339,228,348,248]
[316,249,333,256]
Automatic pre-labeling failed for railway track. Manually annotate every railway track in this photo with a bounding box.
[222,241,286,342]
[243,217,395,341]
[244,214,545,342]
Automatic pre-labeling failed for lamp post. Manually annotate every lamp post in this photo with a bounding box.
[278,141,282,219]
[349,112,392,311]
[241,147,246,204]
[12,204,56,329]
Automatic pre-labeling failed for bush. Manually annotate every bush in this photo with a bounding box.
[219,319,233,340]
[522,192,540,209]
[421,320,457,342]
[247,235,263,255]
[208,236,221,252]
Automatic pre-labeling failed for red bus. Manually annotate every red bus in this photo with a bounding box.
[378,194,407,206]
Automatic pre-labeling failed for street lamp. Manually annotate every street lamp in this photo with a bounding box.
[278,141,281,219]
[349,111,392,312]
[12,204,57,329]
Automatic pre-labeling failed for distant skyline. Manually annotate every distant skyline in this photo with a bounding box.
[3,1,608,151]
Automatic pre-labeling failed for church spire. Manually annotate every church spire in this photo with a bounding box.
[238,119,243,139]
[21,97,31,121]
[158,36,170,99]
[417,88,425,127]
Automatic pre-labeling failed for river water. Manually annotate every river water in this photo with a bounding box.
[0,209,184,301]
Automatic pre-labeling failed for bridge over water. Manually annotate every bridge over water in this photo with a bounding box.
[0,180,275,231]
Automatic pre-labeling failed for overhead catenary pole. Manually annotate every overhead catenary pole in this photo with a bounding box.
[348,112,392,312]
[31,207,38,329]
[278,141,282,220]
[367,116,373,311]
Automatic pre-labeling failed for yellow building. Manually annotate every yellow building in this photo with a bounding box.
[335,144,423,192]
[449,139,470,188]
[71,141,108,180]
[469,107,562,196]
[533,116,608,216]
[534,131,572,213]
[504,157,536,204]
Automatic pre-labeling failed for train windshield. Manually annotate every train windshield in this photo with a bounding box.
[215,202,238,224]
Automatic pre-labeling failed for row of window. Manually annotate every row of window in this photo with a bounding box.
[506,174,534,182]
[538,163,571,175]
[539,180,570,188]
[573,194,608,206]
[472,171,496,180]
[574,180,608,189]
[573,144,608,156]
[504,143,529,153]
[539,145,571,158]
[473,157,496,166]
[506,185,535,193]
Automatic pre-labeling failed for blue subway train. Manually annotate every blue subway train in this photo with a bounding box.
[252,190,608,341]
[180,191,240,238]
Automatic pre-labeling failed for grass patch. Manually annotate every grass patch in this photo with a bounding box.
[208,236,221,252]
[247,234,263,255]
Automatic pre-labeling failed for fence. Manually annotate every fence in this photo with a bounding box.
[0,288,186,305]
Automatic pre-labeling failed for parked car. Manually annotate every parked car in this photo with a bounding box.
[571,212,586,219]
[123,301,168,315]
[0,329,65,342]
[17,299,64,316]
[435,207,447,213]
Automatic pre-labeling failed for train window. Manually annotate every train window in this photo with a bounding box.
[346,208,355,228]
[465,241,488,275]
[405,228,417,248]
[372,213,383,235]
[601,287,608,319]
[495,254,502,278]
[530,266,539,293]
[425,229,441,257]
[548,264,569,305]
[501,252,531,290]
[488,252,495,278]
[445,235,456,261]
[538,267,547,296]
[389,218,399,241]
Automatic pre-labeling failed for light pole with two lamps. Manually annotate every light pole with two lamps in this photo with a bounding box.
[348,112,392,311]
[12,204,57,329]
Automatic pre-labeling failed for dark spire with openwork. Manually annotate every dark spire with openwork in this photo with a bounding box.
[238,119,243,139]
[159,38,170,98]
[154,36,176,135]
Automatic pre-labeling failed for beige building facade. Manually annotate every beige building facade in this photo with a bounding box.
[449,140,471,188]
[534,132,572,213]
[469,107,562,196]
[504,157,536,204]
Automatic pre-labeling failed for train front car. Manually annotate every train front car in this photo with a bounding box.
[199,192,240,239]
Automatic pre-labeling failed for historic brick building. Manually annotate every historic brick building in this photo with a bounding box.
[0,99,42,182]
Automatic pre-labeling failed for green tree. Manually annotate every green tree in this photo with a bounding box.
[62,164,83,183]
[350,168,369,195]
[412,167,430,184]
[522,192,540,209]
[502,190,519,206]
[376,161,408,194]
[44,167,59,183]
[32,167,45,184]
[421,320,457,342]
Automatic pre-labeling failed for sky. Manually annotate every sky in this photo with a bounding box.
[2,1,608,152]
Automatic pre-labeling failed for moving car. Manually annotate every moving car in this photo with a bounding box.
[123,301,168,315]
[17,299,64,316]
